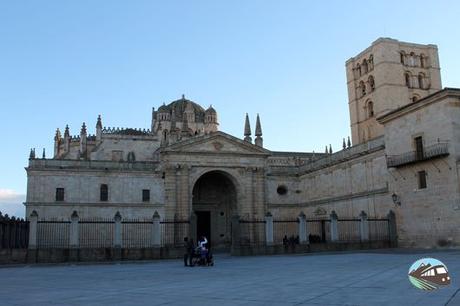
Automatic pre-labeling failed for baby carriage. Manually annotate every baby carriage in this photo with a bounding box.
[191,246,214,266]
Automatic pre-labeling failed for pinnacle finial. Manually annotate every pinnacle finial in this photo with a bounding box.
[182,94,185,100]
[325,146,328,154]
[255,114,262,137]
[244,113,251,136]
[342,138,346,150]
[54,128,61,141]
[244,113,252,142]
[80,122,87,135]
[42,148,46,159]
[64,125,70,138]
[96,115,102,129]
[347,136,351,148]
[329,144,333,154]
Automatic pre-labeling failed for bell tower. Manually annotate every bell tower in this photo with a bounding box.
[346,38,442,145]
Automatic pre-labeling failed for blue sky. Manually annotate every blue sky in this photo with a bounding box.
[1,1,459,217]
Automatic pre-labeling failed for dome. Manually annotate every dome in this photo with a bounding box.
[158,103,169,112]
[160,95,206,122]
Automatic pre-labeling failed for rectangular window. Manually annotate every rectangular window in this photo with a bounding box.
[142,189,150,202]
[418,170,427,189]
[414,136,424,160]
[100,184,108,201]
[55,188,65,202]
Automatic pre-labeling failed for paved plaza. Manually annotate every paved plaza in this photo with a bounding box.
[0,250,459,305]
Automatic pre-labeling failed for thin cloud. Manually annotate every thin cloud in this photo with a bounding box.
[0,189,25,218]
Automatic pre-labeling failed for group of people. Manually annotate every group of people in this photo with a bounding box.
[183,236,213,267]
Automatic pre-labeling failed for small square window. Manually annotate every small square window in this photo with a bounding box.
[418,170,427,189]
[142,189,150,202]
[55,188,65,202]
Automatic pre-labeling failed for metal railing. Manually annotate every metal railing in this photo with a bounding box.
[239,219,266,246]
[0,213,29,249]
[387,142,449,167]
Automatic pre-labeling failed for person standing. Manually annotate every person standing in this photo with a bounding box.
[183,237,194,266]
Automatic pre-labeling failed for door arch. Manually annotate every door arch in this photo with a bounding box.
[191,170,237,250]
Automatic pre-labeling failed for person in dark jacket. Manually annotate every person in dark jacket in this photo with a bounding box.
[183,237,195,266]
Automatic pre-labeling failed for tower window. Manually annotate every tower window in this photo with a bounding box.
[405,73,411,87]
[142,189,150,202]
[400,52,405,64]
[420,54,426,68]
[359,81,366,97]
[409,52,416,66]
[366,101,374,118]
[100,184,108,201]
[418,73,425,89]
[356,63,362,77]
[368,75,375,91]
[362,59,368,74]
[55,188,65,202]
[418,170,427,189]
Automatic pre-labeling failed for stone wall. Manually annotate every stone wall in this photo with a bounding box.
[380,89,460,247]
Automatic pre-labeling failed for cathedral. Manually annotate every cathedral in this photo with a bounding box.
[25,38,460,249]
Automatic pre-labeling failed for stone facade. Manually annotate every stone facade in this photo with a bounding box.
[346,38,442,145]
[25,38,460,249]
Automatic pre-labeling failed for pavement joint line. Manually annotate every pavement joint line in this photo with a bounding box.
[445,288,460,306]
[292,260,409,305]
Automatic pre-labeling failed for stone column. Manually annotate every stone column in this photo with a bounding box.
[113,211,122,248]
[231,215,241,251]
[264,212,273,246]
[254,167,266,217]
[176,165,190,220]
[388,210,397,247]
[330,211,338,242]
[190,212,197,243]
[28,210,38,249]
[359,211,369,242]
[298,212,308,244]
[70,211,79,248]
[164,165,178,219]
[152,211,161,247]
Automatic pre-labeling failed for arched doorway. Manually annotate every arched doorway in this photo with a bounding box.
[191,171,237,251]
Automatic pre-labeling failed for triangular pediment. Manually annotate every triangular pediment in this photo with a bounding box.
[162,131,271,155]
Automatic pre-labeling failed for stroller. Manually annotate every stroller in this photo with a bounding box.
[191,246,214,266]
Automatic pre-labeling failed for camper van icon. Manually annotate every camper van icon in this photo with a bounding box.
[408,258,451,290]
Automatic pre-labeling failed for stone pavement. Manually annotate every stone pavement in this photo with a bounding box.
[0,250,459,305]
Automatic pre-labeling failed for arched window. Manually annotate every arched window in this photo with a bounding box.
[418,73,425,89]
[366,101,374,118]
[100,184,108,202]
[368,54,374,70]
[412,95,419,102]
[368,75,375,91]
[362,59,368,74]
[359,81,366,97]
[356,63,362,77]
[400,51,405,64]
[405,72,411,87]
[420,54,426,68]
[409,52,416,66]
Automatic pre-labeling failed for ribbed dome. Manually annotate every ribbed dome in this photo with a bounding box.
[158,103,168,112]
[157,96,206,122]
